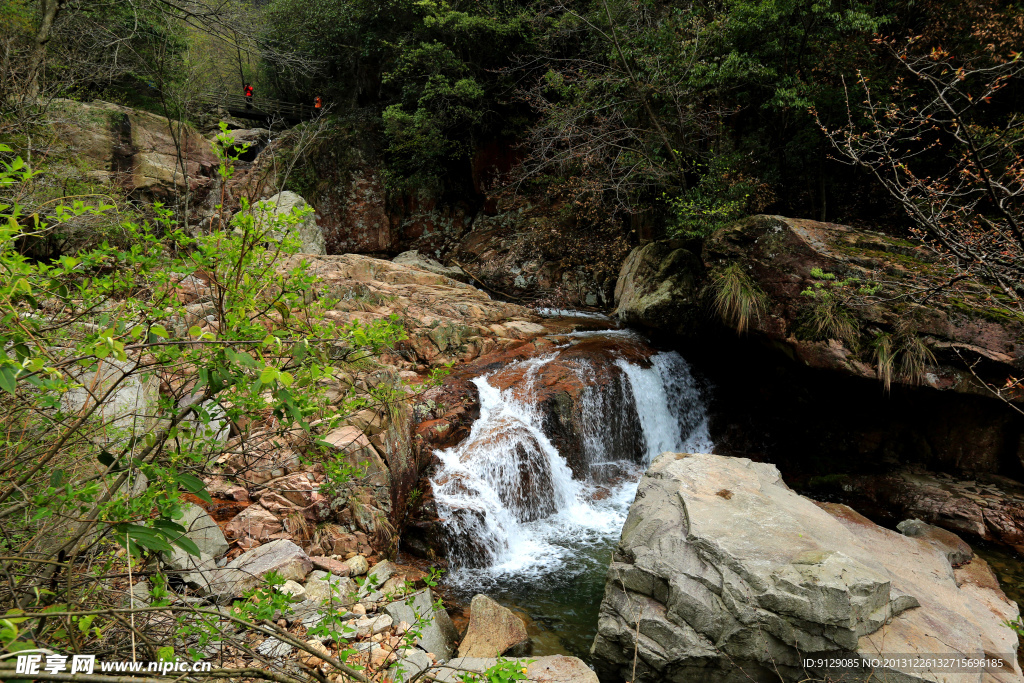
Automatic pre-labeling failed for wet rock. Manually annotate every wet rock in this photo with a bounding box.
[393,251,469,283]
[252,191,326,255]
[457,594,529,658]
[898,518,974,566]
[383,589,457,662]
[864,469,1024,552]
[590,452,1021,683]
[208,539,312,600]
[432,655,597,683]
[224,504,283,542]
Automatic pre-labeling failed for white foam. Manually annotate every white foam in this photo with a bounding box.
[430,347,712,586]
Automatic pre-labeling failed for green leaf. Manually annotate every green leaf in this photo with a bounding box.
[115,524,174,553]
[175,473,212,503]
[0,366,16,393]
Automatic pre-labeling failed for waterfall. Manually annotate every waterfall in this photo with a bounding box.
[430,339,712,580]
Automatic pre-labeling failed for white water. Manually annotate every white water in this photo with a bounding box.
[430,341,712,585]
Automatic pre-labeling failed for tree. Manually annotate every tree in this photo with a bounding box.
[820,39,1024,405]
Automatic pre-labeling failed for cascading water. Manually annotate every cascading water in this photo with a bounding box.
[429,333,712,656]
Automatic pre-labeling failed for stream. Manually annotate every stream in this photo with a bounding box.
[429,327,712,657]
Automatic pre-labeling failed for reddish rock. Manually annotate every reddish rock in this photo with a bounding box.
[309,556,351,576]
[224,504,283,542]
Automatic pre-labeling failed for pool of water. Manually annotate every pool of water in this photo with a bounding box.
[447,532,619,659]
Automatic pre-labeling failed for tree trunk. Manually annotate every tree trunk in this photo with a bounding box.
[26,0,65,98]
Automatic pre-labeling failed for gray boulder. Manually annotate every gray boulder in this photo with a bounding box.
[393,251,469,283]
[383,589,457,661]
[252,191,326,255]
[590,453,1022,683]
[170,503,229,558]
[390,648,433,682]
[207,539,312,601]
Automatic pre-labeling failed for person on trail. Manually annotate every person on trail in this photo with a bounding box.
[243,83,254,108]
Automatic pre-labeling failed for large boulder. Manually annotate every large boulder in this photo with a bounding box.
[207,539,312,601]
[590,452,1021,683]
[613,240,702,334]
[276,253,553,369]
[457,594,529,658]
[615,216,1024,396]
[252,192,326,255]
[51,99,216,201]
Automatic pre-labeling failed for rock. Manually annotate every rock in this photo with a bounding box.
[51,99,216,202]
[590,452,1022,683]
[168,503,229,558]
[278,579,307,602]
[353,614,393,637]
[160,546,217,592]
[393,251,469,283]
[613,240,702,334]
[617,216,1024,397]
[61,357,159,439]
[256,637,292,658]
[304,570,357,606]
[861,469,1024,552]
[898,518,974,566]
[223,504,283,542]
[322,426,389,488]
[364,560,399,590]
[277,253,550,369]
[252,191,326,255]
[343,555,369,577]
[179,393,231,451]
[390,648,433,682]
[216,431,303,486]
[313,526,360,556]
[457,595,529,658]
[260,472,323,507]
[309,556,351,576]
[298,638,330,668]
[207,539,312,600]
[383,589,457,662]
[431,655,597,683]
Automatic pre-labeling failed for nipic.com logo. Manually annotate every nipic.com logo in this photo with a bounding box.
[14,653,212,675]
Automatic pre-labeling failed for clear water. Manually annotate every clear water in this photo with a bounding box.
[430,342,712,658]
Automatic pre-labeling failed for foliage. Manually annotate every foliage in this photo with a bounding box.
[457,656,533,683]
[707,263,767,334]
[799,268,862,345]
[872,321,938,391]
[0,131,402,675]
